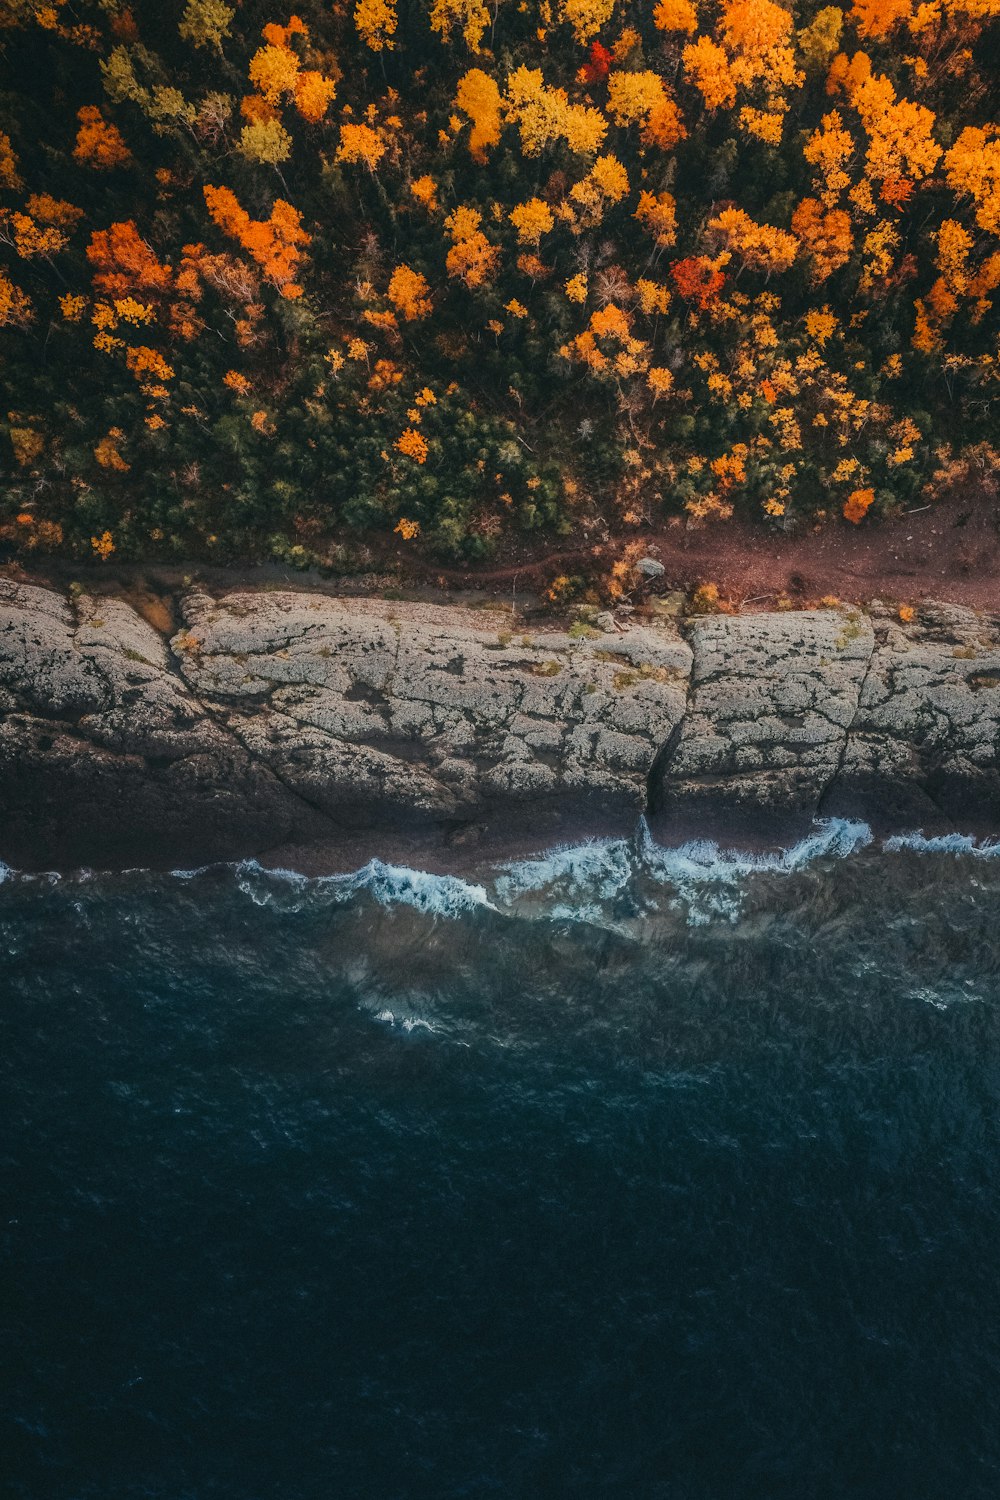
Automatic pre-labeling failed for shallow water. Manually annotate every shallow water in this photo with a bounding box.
[4,823,1000,1498]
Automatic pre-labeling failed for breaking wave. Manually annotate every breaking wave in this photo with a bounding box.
[490,817,876,928]
[2,821,999,929]
[883,830,1000,858]
[640,817,874,926]
[233,857,495,918]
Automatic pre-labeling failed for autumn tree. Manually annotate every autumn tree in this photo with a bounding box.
[455,69,502,161]
[559,0,615,45]
[387,265,432,319]
[355,0,397,50]
[707,208,798,273]
[0,0,997,560]
[946,127,1000,236]
[791,199,854,281]
[504,66,607,155]
[73,107,131,168]
[429,0,491,52]
[510,198,554,244]
[178,0,235,50]
[606,72,686,151]
[203,187,309,296]
[444,206,499,288]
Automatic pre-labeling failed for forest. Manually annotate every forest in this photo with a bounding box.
[0,0,998,566]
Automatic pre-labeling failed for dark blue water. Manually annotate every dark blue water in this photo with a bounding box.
[4,826,1000,1499]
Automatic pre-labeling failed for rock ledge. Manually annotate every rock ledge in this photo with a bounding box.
[1,581,996,867]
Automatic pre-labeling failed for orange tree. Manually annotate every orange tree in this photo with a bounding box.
[0,0,998,559]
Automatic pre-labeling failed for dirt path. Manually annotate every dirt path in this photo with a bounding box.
[17,491,998,614]
[421,493,1000,611]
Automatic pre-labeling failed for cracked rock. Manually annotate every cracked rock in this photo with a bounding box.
[651,609,875,816]
[1,581,997,870]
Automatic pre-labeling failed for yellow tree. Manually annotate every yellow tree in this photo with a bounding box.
[559,0,615,45]
[178,0,235,50]
[683,37,736,110]
[707,207,799,272]
[568,153,629,224]
[248,41,300,103]
[0,132,22,190]
[803,111,855,205]
[849,0,913,38]
[387,265,432,319]
[0,196,82,260]
[510,198,554,244]
[653,0,697,33]
[720,0,803,98]
[851,72,941,196]
[238,119,292,164]
[634,190,678,248]
[504,67,607,156]
[0,271,32,327]
[791,199,854,281]
[796,6,843,71]
[455,69,502,161]
[684,0,803,134]
[429,0,491,52]
[294,72,337,124]
[444,206,500,288]
[336,123,388,171]
[606,72,686,150]
[945,127,1000,236]
[355,0,397,50]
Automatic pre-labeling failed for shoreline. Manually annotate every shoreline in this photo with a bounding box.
[1,577,997,876]
[3,813,998,892]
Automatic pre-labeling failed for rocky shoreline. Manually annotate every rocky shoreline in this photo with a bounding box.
[1,578,998,871]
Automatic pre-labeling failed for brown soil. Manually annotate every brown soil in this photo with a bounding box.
[14,489,999,615]
[417,490,1000,613]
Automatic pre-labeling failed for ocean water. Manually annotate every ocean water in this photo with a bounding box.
[4,822,1000,1499]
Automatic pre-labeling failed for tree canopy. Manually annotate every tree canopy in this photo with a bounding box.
[1,0,998,563]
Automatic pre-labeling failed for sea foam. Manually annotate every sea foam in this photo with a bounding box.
[635,817,874,925]
[2,819,997,927]
[234,856,494,919]
[490,819,876,928]
[883,831,1000,858]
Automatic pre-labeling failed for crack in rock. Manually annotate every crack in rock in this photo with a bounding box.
[2,580,998,868]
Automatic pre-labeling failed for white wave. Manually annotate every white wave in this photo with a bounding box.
[234,857,494,918]
[0,862,64,886]
[371,1007,440,1033]
[636,817,874,924]
[883,831,1000,858]
[492,838,636,929]
[349,859,495,917]
[4,816,997,932]
[493,838,633,903]
[489,822,875,931]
